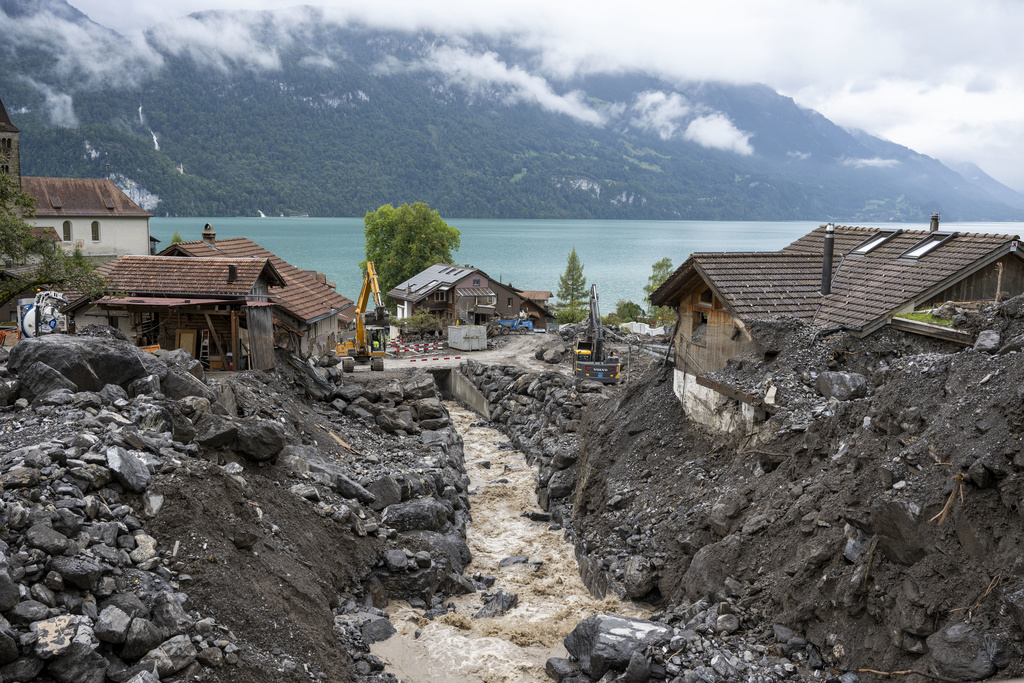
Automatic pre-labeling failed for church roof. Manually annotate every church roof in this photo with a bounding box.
[0,96,18,134]
[20,177,151,218]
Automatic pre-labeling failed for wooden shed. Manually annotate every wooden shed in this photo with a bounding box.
[66,255,285,371]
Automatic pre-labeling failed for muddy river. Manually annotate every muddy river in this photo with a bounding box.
[371,403,650,682]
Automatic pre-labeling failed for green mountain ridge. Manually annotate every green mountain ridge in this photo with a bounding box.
[1,0,1022,222]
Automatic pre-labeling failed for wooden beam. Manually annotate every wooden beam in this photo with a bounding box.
[203,313,227,359]
[695,374,775,413]
[889,317,973,345]
[230,311,240,370]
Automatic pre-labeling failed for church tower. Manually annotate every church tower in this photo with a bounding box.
[0,95,21,187]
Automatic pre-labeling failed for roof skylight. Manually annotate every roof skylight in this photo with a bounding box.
[850,229,901,255]
[899,232,958,260]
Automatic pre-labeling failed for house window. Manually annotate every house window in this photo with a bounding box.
[507,297,513,307]
[62,221,72,242]
[434,291,446,301]
[697,289,713,307]
[91,221,100,242]
[473,278,481,286]
[851,229,902,255]
[900,232,958,260]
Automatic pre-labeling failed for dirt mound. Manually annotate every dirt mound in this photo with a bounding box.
[570,316,1024,678]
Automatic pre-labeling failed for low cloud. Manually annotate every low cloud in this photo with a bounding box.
[841,157,899,169]
[408,47,606,126]
[23,80,79,127]
[630,91,692,140]
[787,150,811,160]
[148,11,285,72]
[684,114,754,155]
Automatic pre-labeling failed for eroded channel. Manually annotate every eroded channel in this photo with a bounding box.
[372,402,651,682]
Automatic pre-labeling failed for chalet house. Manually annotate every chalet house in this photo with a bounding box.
[650,218,1024,433]
[159,225,354,357]
[65,255,285,371]
[388,264,551,331]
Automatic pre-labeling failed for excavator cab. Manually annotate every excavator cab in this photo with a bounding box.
[338,262,389,372]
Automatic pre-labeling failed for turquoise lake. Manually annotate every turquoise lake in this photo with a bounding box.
[150,218,1024,309]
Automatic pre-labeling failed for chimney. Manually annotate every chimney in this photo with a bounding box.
[821,223,835,296]
[202,223,216,245]
[227,264,237,283]
[929,213,940,232]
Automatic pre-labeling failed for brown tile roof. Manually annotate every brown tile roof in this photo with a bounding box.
[161,237,354,324]
[653,224,1021,333]
[520,290,552,301]
[0,96,18,133]
[101,255,283,297]
[20,178,151,218]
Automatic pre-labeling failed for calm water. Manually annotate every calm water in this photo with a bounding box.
[150,218,1024,308]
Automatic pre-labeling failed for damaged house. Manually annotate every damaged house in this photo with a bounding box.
[388,264,551,331]
[159,225,354,357]
[650,217,1024,433]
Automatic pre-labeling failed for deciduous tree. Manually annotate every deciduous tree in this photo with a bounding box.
[644,256,676,326]
[362,202,461,305]
[555,246,587,324]
[0,173,103,306]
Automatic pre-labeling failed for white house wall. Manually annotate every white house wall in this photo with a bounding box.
[28,216,151,259]
[673,369,758,435]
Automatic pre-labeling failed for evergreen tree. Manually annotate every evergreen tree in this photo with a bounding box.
[362,202,461,304]
[644,256,676,326]
[0,173,103,306]
[555,247,587,324]
[170,230,183,244]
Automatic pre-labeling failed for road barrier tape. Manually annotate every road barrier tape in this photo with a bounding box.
[406,356,462,362]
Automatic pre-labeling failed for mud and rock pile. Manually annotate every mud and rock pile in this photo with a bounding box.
[0,330,488,682]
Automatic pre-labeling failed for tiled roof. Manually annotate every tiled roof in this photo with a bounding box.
[0,96,18,133]
[520,290,552,301]
[100,255,282,297]
[653,224,1020,333]
[20,178,151,218]
[388,264,477,303]
[161,237,354,324]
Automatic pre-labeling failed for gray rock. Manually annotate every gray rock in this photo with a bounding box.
[194,413,238,448]
[382,498,448,532]
[473,589,519,619]
[546,657,581,682]
[543,347,564,364]
[8,335,147,393]
[0,656,45,681]
[95,605,132,643]
[128,374,161,398]
[924,622,996,680]
[10,600,50,624]
[100,383,130,403]
[161,367,216,401]
[139,634,198,677]
[871,500,927,566]
[49,556,106,590]
[132,403,173,433]
[162,349,204,379]
[367,476,403,511]
[235,418,287,461]
[402,373,436,400]
[547,468,576,500]
[25,524,69,555]
[377,407,415,433]
[31,615,78,659]
[0,571,19,611]
[384,550,409,572]
[815,371,868,400]
[122,618,166,660]
[622,556,658,599]
[974,329,1001,353]
[106,446,151,493]
[563,614,673,679]
[623,650,651,683]
[13,360,77,401]
[360,615,397,644]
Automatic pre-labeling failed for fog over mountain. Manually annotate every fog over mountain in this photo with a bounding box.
[2,0,1023,220]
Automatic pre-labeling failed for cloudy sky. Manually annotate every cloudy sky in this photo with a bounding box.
[63,0,1024,191]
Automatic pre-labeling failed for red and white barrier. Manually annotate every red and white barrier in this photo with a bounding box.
[406,356,462,363]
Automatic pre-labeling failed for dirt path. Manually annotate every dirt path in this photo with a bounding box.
[371,402,649,682]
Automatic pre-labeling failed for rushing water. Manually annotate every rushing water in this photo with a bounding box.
[151,217,1024,309]
[370,403,650,682]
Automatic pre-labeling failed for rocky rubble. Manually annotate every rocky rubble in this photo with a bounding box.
[0,330,487,681]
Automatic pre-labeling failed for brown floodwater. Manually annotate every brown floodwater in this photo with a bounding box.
[371,403,651,682]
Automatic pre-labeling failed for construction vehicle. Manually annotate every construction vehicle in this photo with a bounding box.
[338,262,389,372]
[17,291,68,339]
[488,317,534,336]
[573,284,620,384]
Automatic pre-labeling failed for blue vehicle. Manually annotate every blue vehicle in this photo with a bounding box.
[492,318,534,335]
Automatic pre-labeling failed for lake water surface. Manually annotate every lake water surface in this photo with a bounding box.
[150,218,1024,308]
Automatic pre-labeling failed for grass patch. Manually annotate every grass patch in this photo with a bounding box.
[894,310,954,327]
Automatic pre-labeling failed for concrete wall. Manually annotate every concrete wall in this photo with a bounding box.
[430,367,491,420]
[673,369,759,435]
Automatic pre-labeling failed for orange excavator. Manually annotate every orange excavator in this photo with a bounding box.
[338,262,389,372]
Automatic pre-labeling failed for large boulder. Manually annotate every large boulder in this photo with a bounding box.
[563,614,673,679]
[235,418,287,462]
[161,368,216,401]
[924,623,998,680]
[8,335,147,393]
[381,498,449,532]
[161,349,204,380]
[402,373,436,400]
[815,371,868,401]
[13,361,77,402]
[106,446,151,493]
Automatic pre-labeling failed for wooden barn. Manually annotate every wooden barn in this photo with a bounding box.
[651,218,1024,433]
[66,255,285,371]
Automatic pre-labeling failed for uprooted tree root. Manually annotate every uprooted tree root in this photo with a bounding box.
[927,473,964,526]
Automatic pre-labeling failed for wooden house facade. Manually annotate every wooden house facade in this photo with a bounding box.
[66,255,285,371]
[651,221,1024,434]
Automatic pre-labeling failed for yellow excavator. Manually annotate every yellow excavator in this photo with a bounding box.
[338,262,389,372]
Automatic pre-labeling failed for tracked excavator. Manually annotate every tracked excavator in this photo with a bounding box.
[573,284,620,384]
[338,262,389,372]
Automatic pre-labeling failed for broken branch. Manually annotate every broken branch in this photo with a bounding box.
[927,473,964,526]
